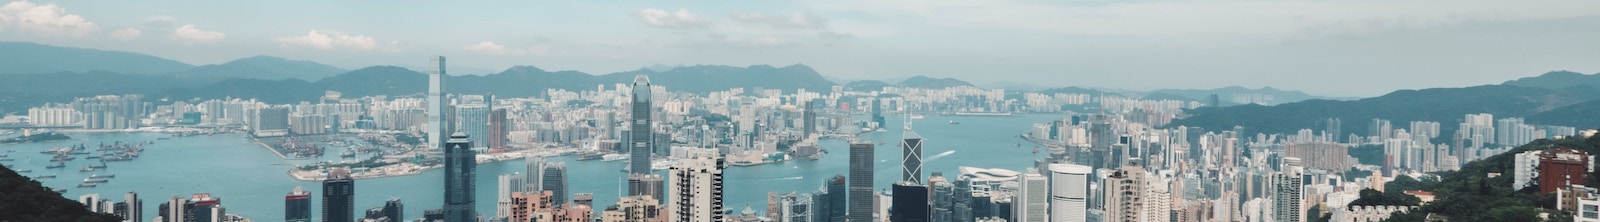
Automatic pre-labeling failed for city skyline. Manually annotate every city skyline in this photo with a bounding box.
[1,1,1599,96]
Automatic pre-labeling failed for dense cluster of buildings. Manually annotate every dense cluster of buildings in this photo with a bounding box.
[49,55,1600,222]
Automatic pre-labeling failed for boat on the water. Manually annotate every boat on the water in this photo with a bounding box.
[949,120,960,125]
[89,173,114,179]
[84,178,108,183]
[79,167,95,172]
[52,188,66,192]
[37,174,56,179]
[77,183,96,188]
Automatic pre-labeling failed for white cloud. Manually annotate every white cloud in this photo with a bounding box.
[144,15,175,28]
[465,40,548,56]
[634,8,708,29]
[274,30,379,50]
[173,24,225,43]
[730,12,827,29]
[0,1,98,37]
[108,27,140,40]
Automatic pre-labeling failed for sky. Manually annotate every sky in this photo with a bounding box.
[1,0,1598,97]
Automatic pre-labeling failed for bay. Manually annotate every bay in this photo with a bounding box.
[1,114,1060,220]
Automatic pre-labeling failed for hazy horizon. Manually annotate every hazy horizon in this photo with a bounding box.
[2,0,1598,97]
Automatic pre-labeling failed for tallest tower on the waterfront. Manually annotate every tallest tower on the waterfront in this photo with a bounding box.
[629,75,653,175]
[427,56,448,152]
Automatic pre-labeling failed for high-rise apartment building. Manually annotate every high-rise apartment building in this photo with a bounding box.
[669,155,725,221]
[1103,164,1146,222]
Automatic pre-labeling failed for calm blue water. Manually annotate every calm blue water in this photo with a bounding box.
[0,114,1060,220]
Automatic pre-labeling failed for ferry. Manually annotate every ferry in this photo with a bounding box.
[601,154,628,161]
[910,114,925,120]
[77,183,96,188]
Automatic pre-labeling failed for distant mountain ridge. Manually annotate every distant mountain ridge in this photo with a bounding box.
[162,64,838,104]
[897,75,974,89]
[1502,70,1600,90]
[0,42,194,75]
[177,56,347,81]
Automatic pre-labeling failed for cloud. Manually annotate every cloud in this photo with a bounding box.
[730,12,828,29]
[173,24,225,43]
[108,27,140,40]
[0,1,98,37]
[465,40,548,56]
[274,30,379,50]
[634,8,708,29]
[144,15,175,28]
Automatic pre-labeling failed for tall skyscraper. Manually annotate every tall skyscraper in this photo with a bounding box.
[543,162,568,205]
[803,100,817,138]
[669,155,725,221]
[1013,173,1047,222]
[525,156,546,193]
[489,108,508,149]
[323,168,355,222]
[427,56,448,152]
[497,173,524,219]
[630,75,654,175]
[903,120,924,184]
[443,131,476,222]
[823,175,847,222]
[122,192,143,222]
[1049,164,1091,222]
[890,181,931,222]
[848,142,875,222]
[286,187,311,222]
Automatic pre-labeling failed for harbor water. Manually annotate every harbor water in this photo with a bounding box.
[0,114,1060,220]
